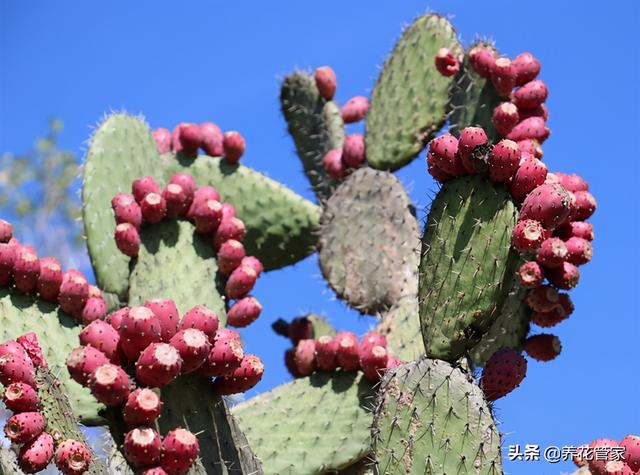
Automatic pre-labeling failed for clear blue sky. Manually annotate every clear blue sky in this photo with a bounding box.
[1,2,639,474]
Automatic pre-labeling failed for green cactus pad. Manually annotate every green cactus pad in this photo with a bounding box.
[0,288,103,424]
[281,71,345,201]
[127,219,227,320]
[83,113,320,296]
[376,296,423,362]
[419,175,519,362]
[319,168,420,314]
[0,446,21,475]
[371,358,502,474]
[365,14,462,171]
[233,372,375,475]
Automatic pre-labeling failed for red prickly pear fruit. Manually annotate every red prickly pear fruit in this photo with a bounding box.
[360,345,389,382]
[37,256,63,301]
[531,293,574,327]
[89,284,103,298]
[492,102,520,137]
[13,246,40,294]
[434,47,460,76]
[0,219,12,243]
[4,412,45,443]
[144,299,180,342]
[0,340,29,360]
[557,173,588,192]
[190,198,223,234]
[240,256,263,277]
[212,217,246,250]
[18,431,54,473]
[54,439,91,475]
[169,329,211,373]
[222,131,246,164]
[288,317,313,345]
[213,354,264,395]
[214,327,240,343]
[468,45,496,78]
[518,103,549,121]
[135,343,183,387]
[359,331,387,355]
[17,333,46,368]
[342,134,366,169]
[124,427,162,468]
[526,285,560,312]
[2,382,40,412]
[506,117,550,143]
[80,296,107,324]
[386,356,403,370]
[225,265,257,299]
[520,183,573,230]
[123,388,163,426]
[0,354,36,387]
[226,296,262,328]
[602,461,635,474]
[491,57,517,97]
[512,219,546,252]
[341,96,369,123]
[517,139,543,159]
[179,306,220,342]
[428,133,462,176]
[160,428,200,475]
[516,261,544,288]
[427,152,454,183]
[555,221,594,241]
[565,237,593,266]
[546,261,580,290]
[119,306,162,361]
[587,439,620,475]
[523,334,562,362]
[106,306,130,332]
[141,193,167,224]
[620,435,640,471]
[480,347,527,401]
[218,239,246,275]
[0,242,16,286]
[163,184,190,218]
[169,173,196,199]
[315,335,338,372]
[458,127,488,172]
[79,320,121,363]
[114,223,140,257]
[175,123,203,159]
[512,80,548,110]
[221,203,236,220]
[198,336,243,378]
[192,185,221,204]
[199,122,224,157]
[489,139,521,182]
[512,52,541,86]
[152,128,172,154]
[536,237,568,269]
[292,339,316,376]
[132,176,161,204]
[88,363,131,406]
[284,348,302,378]
[66,346,109,386]
[314,66,337,101]
[572,190,597,221]
[335,331,360,371]
[509,154,548,202]
[111,193,142,229]
[322,149,345,180]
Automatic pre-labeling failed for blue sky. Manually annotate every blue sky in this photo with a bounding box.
[1,1,639,474]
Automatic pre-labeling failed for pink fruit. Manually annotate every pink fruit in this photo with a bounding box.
[517,138,543,159]
[555,221,594,241]
[88,363,131,406]
[512,52,541,86]
[169,173,196,199]
[429,133,462,176]
[602,461,635,474]
[314,66,337,101]
[546,261,580,290]
[427,152,454,183]
[213,354,264,395]
[335,332,359,371]
[190,198,223,234]
[509,154,548,201]
[0,242,16,286]
[516,261,544,288]
[132,176,161,204]
[152,128,172,154]
[139,467,168,475]
[122,388,163,426]
[66,346,110,386]
[119,306,162,361]
[360,345,389,382]
[169,329,211,373]
[565,237,593,265]
[175,123,203,159]
[531,293,573,327]
[491,57,517,97]
[213,327,240,343]
[221,203,236,220]
[492,102,520,137]
[124,428,162,468]
[288,317,313,345]
[106,306,130,332]
[434,47,460,76]
[218,239,246,275]
[520,183,573,230]
[359,331,387,355]
[489,139,520,182]
[572,190,597,220]
[199,122,224,157]
[144,299,180,342]
[223,131,245,164]
[285,348,302,378]
[0,340,29,360]
[16,333,46,368]
[79,320,121,363]
[341,96,369,123]
[468,45,496,78]
[135,343,182,387]
[13,246,40,293]
[141,193,167,224]
[212,217,245,250]
[226,296,262,328]
[163,184,190,218]
[18,431,54,473]
[81,296,107,324]
[506,117,550,142]
[54,439,91,475]
[386,356,403,370]
[240,256,263,276]
[198,334,243,378]
[513,80,548,110]
[527,285,560,312]
[587,439,620,475]
[0,354,36,387]
[480,347,527,401]
[0,219,12,243]
[523,334,561,362]
[518,104,549,121]
[114,223,140,257]
[536,237,568,269]
[458,127,488,172]
[4,412,45,443]
[557,173,588,192]
[620,435,640,471]
[180,306,219,341]
[111,193,142,229]
[2,382,39,412]
[225,265,257,299]
[315,335,338,372]
[342,134,366,169]
[322,149,344,180]
[160,428,199,475]
[292,339,316,376]
[512,219,546,252]
[37,256,63,301]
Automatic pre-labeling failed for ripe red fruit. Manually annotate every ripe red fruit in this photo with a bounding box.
[161,428,199,475]
[546,261,580,290]
[520,183,573,230]
[13,246,40,294]
[217,239,246,276]
[37,256,63,301]
[523,334,562,361]
[292,339,316,376]
[620,435,640,471]
[555,221,594,241]
[144,299,180,343]
[342,134,366,169]
[565,237,593,265]
[512,52,541,86]
[531,293,574,327]
[359,345,389,382]
[587,439,620,475]
[180,306,220,342]
[517,139,543,159]
[489,139,520,182]
[222,131,246,164]
[511,219,546,252]
[141,193,167,224]
[434,47,460,76]
[0,354,36,387]
[88,363,131,406]
[468,45,496,78]
[198,336,244,378]
[315,335,338,372]
[572,190,597,220]
[335,332,359,371]
[225,265,258,299]
[506,117,550,143]
[359,331,387,355]
[509,154,547,202]
[480,347,527,401]
[2,382,40,412]
[163,184,190,218]
[429,133,462,176]
[491,57,517,97]
[513,80,548,110]
[536,237,568,269]
[18,431,54,473]
[226,296,262,328]
[132,176,161,204]
[54,439,91,475]
[492,102,520,137]
[212,217,245,250]
[0,219,12,243]
[556,173,588,192]
[79,320,121,363]
[119,306,162,361]
[135,343,183,387]
[526,285,560,312]
[112,193,142,229]
[124,428,162,468]
[199,122,224,157]
[314,66,337,101]
[169,173,196,199]
[0,242,16,286]
[114,223,140,257]
[288,317,313,345]
[122,388,163,426]
[16,333,46,368]
[80,296,107,325]
[175,123,203,159]
[213,354,264,395]
[4,412,45,443]
[322,149,345,180]
[152,128,172,154]
[169,329,211,373]
[516,261,544,289]
[458,127,488,172]
[66,346,110,386]
[341,96,369,123]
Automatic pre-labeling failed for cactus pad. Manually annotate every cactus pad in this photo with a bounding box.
[376,296,423,362]
[419,175,519,362]
[319,168,420,314]
[371,358,502,474]
[365,14,462,171]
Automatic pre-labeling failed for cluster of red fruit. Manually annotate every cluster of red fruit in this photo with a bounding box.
[112,173,264,325]
[0,220,107,323]
[151,122,245,163]
[574,435,639,475]
[1,333,92,474]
